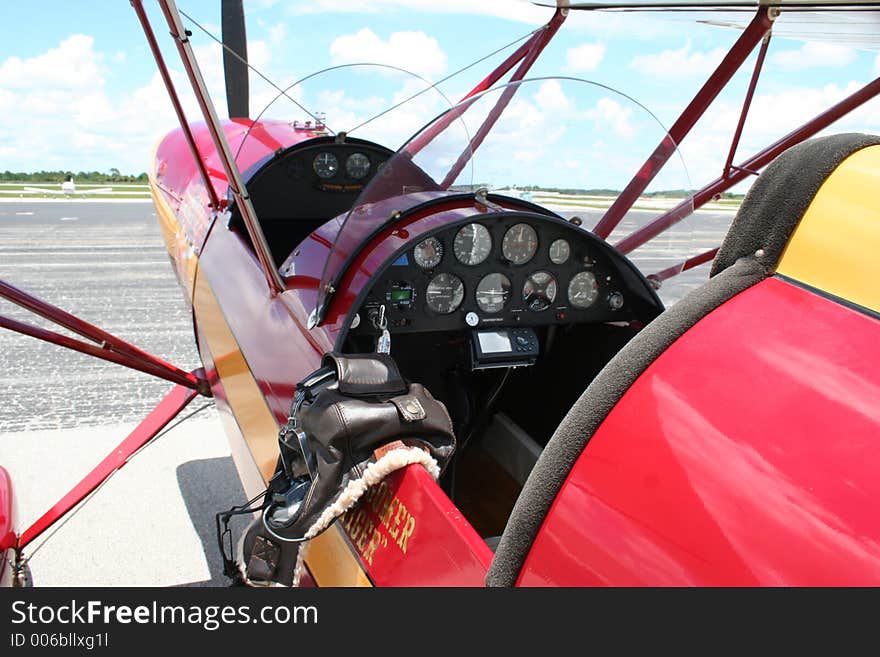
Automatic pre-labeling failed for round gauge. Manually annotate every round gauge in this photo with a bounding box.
[346,152,371,180]
[313,152,339,179]
[453,223,492,266]
[522,271,557,312]
[502,223,538,265]
[568,271,600,309]
[476,273,511,313]
[425,273,465,314]
[549,238,571,265]
[413,236,443,269]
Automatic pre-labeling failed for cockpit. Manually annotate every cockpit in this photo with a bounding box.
[333,201,662,536]
[231,77,694,540]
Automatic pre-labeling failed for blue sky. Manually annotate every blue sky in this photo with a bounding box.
[1,1,878,191]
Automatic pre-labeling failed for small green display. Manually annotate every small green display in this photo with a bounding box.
[390,289,412,302]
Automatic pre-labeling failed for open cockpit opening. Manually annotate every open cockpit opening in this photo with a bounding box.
[228,136,396,267]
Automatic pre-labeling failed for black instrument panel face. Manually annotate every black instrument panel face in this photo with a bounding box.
[244,138,396,226]
[282,143,392,199]
[351,213,641,335]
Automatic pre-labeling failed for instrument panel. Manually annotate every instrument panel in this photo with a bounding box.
[350,212,643,336]
[241,136,397,228]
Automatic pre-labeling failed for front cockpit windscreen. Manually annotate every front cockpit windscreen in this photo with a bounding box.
[232,63,464,170]
[317,77,698,318]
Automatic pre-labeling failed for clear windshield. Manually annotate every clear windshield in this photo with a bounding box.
[233,63,462,167]
[317,77,698,317]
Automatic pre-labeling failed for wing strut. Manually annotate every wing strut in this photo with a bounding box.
[17,384,199,549]
[593,5,776,239]
[132,0,284,295]
[405,8,569,161]
[439,8,569,189]
[0,279,206,393]
[131,0,220,211]
[615,73,880,254]
[647,247,720,288]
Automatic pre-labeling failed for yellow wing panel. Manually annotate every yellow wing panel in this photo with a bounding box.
[776,144,880,314]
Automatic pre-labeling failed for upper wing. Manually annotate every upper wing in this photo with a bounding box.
[531,0,880,50]
[533,0,880,8]
[73,187,113,195]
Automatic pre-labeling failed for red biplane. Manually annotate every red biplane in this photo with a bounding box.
[2,0,880,586]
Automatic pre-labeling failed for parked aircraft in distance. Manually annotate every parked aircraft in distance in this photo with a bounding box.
[22,175,112,198]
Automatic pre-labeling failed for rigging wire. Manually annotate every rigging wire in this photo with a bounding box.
[20,400,216,563]
[177,8,331,131]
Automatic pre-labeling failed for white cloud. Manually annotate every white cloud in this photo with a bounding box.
[586,97,634,139]
[330,28,447,80]
[630,42,727,78]
[771,42,857,71]
[0,33,239,174]
[534,79,575,114]
[324,76,453,147]
[248,40,272,72]
[267,23,286,46]
[0,34,105,89]
[564,42,606,73]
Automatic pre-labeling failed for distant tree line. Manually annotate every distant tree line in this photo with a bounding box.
[0,169,148,183]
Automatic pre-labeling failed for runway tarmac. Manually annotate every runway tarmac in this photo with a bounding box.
[0,201,246,586]
[0,199,733,586]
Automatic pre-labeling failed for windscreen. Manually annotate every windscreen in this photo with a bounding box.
[233,63,462,167]
[317,76,699,319]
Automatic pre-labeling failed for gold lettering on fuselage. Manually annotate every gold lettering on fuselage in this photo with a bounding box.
[342,481,417,566]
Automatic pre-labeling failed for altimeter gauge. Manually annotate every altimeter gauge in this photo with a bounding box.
[346,152,371,180]
[502,223,538,265]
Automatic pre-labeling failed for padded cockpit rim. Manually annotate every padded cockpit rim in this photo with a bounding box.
[485,256,768,587]
[711,133,880,277]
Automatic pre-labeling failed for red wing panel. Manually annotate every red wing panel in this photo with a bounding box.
[519,277,880,585]
[341,465,493,586]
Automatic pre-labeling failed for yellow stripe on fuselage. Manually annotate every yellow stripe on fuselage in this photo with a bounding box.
[776,145,880,314]
[300,525,374,587]
[192,274,281,482]
[150,174,279,482]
